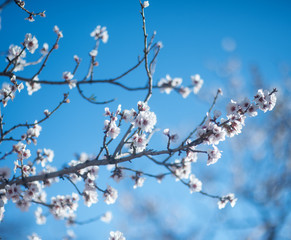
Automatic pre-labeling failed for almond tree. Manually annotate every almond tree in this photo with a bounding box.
[0,1,277,239]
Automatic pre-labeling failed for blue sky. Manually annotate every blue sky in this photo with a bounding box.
[0,0,291,239]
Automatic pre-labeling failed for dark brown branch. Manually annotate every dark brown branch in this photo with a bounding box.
[13,0,45,19]
[0,135,208,189]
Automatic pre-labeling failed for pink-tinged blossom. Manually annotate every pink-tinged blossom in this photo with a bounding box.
[158,74,182,94]
[179,86,191,98]
[137,101,150,111]
[239,97,251,112]
[74,55,80,62]
[132,173,145,189]
[53,25,63,38]
[122,109,136,122]
[7,44,26,61]
[63,71,76,89]
[22,164,32,177]
[134,110,157,133]
[90,25,109,43]
[104,120,120,139]
[26,75,41,95]
[23,182,41,201]
[35,207,46,225]
[104,186,118,205]
[191,74,203,94]
[207,145,222,166]
[132,133,147,152]
[50,193,79,220]
[27,233,42,240]
[5,184,21,202]
[101,211,113,223]
[16,198,31,211]
[25,15,35,22]
[172,160,191,181]
[0,81,23,106]
[43,148,54,162]
[226,99,239,115]
[44,109,50,116]
[40,43,49,55]
[247,104,259,117]
[104,107,111,116]
[24,34,39,54]
[109,231,126,240]
[83,186,98,207]
[13,142,26,153]
[27,121,42,139]
[110,168,124,182]
[36,149,54,167]
[218,193,238,209]
[254,89,277,112]
[189,174,202,193]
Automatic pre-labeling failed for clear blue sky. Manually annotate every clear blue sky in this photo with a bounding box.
[0,0,290,239]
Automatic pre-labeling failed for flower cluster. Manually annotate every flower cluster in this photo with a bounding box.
[50,193,79,220]
[63,71,76,89]
[109,231,126,240]
[217,193,237,209]
[133,101,157,133]
[0,76,24,106]
[194,89,277,166]
[104,185,118,205]
[104,105,122,139]
[191,74,203,94]
[90,25,109,43]
[7,44,26,72]
[158,74,204,98]
[131,172,145,189]
[21,121,42,145]
[35,148,54,167]
[26,76,41,95]
[24,33,39,54]
[189,174,202,193]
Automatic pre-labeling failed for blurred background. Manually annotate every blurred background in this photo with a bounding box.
[0,0,291,239]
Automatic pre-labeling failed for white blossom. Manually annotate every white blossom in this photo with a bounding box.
[90,25,109,43]
[104,120,120,139]
[104,186,118,205]
[133,110,157,133]
[40,43,49,55]
[218,193,238,209]
[109,231,126,240]
[35,207,46,225]
[143,1,150,8]
[189,174,202,193]
[158,74,182,94]
[26,75,41,95]
[191,74,203,94]
[27,233,42,240]
[132,133,147,152]
[100,211,112,223]
[179,86,191,98]
[24,33,39,54]
[207,145,222,166]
